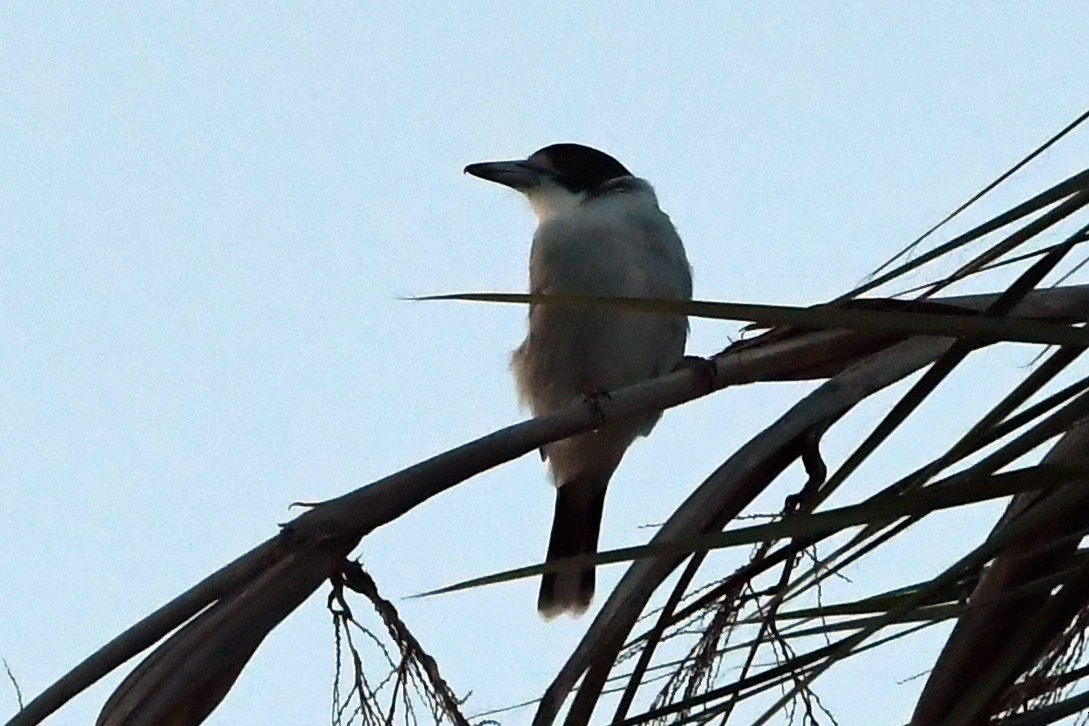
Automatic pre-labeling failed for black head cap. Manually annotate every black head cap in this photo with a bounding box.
[526,143,632,194]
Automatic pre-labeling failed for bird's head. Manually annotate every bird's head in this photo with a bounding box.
[465,143,635,223]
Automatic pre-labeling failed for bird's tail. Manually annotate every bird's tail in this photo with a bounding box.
[538,480,608,619]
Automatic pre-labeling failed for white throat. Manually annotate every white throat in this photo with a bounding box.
[523,177,659,226]
[523,180,587,224]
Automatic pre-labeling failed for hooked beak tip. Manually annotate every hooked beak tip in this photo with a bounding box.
[463,160,541,191]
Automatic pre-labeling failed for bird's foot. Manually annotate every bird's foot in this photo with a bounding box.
[581,390,612,426]
[674,355,718,393]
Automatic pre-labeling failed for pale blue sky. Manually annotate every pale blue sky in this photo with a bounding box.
[3,4,1089,725]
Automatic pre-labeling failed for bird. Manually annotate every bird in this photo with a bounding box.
[465,143,692,618]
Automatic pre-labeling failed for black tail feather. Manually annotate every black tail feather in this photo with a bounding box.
[538,482,607,618]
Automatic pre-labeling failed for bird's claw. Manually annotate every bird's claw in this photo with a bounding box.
[674,355,717,393]
[582,390,612,425]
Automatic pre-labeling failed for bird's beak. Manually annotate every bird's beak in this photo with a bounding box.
[463,160,543,191]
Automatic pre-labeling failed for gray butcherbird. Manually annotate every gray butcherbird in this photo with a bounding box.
[465,143,692,618]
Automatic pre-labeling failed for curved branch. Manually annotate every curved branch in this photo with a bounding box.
[8,284,1089,726]
[534,285,1089,726]
[912,420,1089,724]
